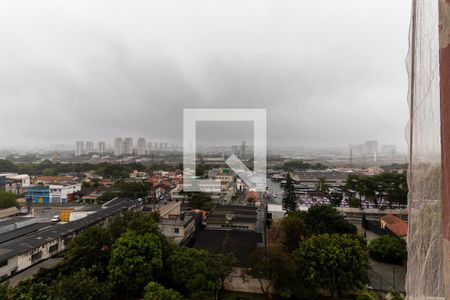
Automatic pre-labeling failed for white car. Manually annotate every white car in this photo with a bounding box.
[51,215,60,222]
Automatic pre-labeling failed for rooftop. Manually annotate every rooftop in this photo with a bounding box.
[193,229,262,266]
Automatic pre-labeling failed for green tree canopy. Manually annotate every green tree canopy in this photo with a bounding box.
[50,268,111,300]
[368,235,407,265]
[108,230,164,296]
[304,205,357,235]
[0,191,19,209]
[64,226,113,278]
[144,282,184,300]
[167,247,220,299]
[0,159,17,172]
[294,234,367,298]
[282,173,297,213]
[280,215,306,252]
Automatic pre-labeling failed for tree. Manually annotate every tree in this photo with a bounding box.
[50,268,111,300]
[0,282,8,300]
[211,253,236,290]
[329,191,343,207]
[279,216,306,252]
[144,282,184,300]
[246,247,301,300]
[108,210,160,240]
[108,230,164,296]
[188,192,212,210]
[8,281,49,300]
[304,205,357,235]
[282,173,297,213]
[114,181,151,199]
[315,177,330,197]
[294,234,367,298]
[64,226,112,278]
[368,235,407,265]
[0,191,19,209]
[0,159,17,172]
[356,290,380,300]
[167,247,220,299]
[42,168,56,176]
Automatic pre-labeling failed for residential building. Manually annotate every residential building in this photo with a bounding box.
[363,140,379,155]
[157,202,195,244]
[204,205,258,231]
[98,141,106,155]
[25,186,50,204]
[49,184,82,204]
[381,145,397,155]
[75,141,84,157]
[381,214,408,240]
[85,141,94,154]
[124,137,133,155]
[240,141,246,160]
[114,138,123,156]
[137,138,146,156]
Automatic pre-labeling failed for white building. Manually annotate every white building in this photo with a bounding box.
[124,137,133,155]
[98,141,106,155]
[75,141,84,157]
[85,141,94,154]
[363,140,379,155]
[114,138,123,156]
[137,138,146,156]
[49,184,82,204]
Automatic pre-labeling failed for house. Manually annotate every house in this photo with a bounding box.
[204,205,258,231]
[381,214,408,239]
[157,202,195,244]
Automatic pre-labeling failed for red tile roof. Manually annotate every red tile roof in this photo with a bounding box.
[381,214,408,237]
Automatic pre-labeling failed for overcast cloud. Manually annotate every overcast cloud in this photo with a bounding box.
[0,0,411,149]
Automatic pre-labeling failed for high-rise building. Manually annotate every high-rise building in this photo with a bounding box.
[154,142,158,149]
[137,138,146,156]
[231,145,239,156]
[241,141,246,160]
[381,145,397,155]
[363,140,379,155]
[86,141,94,154]
[159,142,163,150]
[98,141,106,155]
[75,141,84,157]
[123,137,133,155]
[148,142,153,149]
[350,144,363,155]
[114,138,123,156]
[164,142,168,150]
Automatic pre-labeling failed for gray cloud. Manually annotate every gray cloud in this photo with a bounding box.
[0,0,411,149]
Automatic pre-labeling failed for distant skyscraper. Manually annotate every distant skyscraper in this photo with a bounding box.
[114,138,123,156]
[75,141,84,157]
[231,145,239,156]
[123,137,133,155]
[98,141,106,155]
[148,142,153,149]
[164,142,168,150]
[154,142,158,149]
[137,138,146,156]
[159,142,163,150]
[241,141,246,160]
[381,145,397,155]
[86,141,94,154]
[363,140,379,155]
[351,144,363,155]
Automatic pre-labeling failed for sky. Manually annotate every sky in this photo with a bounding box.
[0,0,412,150]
